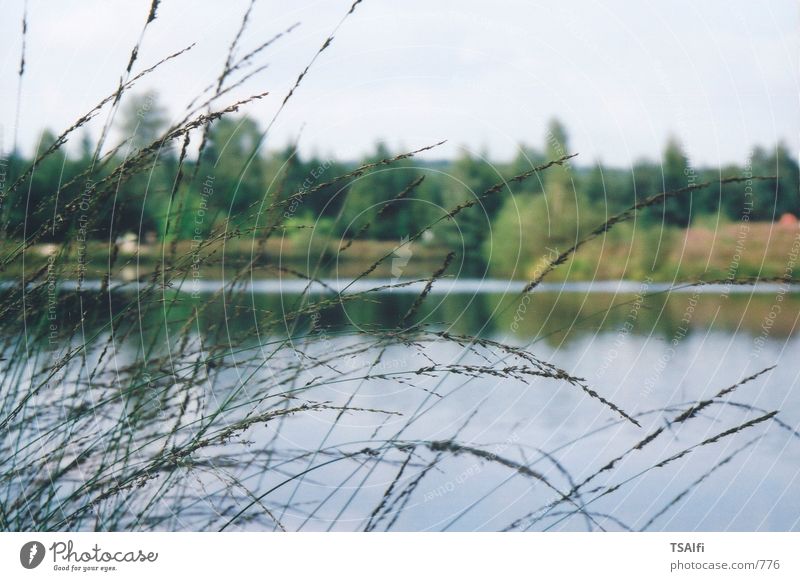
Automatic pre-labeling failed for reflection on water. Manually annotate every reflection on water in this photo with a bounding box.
[60,280,797,348]
[12,280,800,531]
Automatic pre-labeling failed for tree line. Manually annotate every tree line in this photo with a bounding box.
[4,93,797,274]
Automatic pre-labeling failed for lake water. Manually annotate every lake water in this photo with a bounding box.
[13,279,800,531]
[261,281,800,531]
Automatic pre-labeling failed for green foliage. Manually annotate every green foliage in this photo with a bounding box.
[202,116,266,215]
[660,138,693,226]
[286,213,338,263]
[118,91,170,151]
[9,103,799,289]
[483,192,543,277]
[437,150,503,269]
[339,143,423,240]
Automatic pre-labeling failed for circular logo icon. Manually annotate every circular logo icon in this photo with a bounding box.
[20,541,46,569]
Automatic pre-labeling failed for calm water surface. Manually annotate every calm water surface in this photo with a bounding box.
[33,280,800,530]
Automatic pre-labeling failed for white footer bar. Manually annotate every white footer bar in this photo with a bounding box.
[1,532,796,579]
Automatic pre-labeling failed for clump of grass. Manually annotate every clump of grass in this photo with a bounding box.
[0,1,795,533]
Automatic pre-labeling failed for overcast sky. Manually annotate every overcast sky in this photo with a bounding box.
[0,0,796,166]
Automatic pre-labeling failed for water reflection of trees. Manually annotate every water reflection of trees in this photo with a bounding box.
[27,289,799,355]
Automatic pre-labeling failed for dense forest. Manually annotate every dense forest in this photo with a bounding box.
[4,92,798,278]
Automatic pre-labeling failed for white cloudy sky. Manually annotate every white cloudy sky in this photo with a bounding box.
[0,0,796,166]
